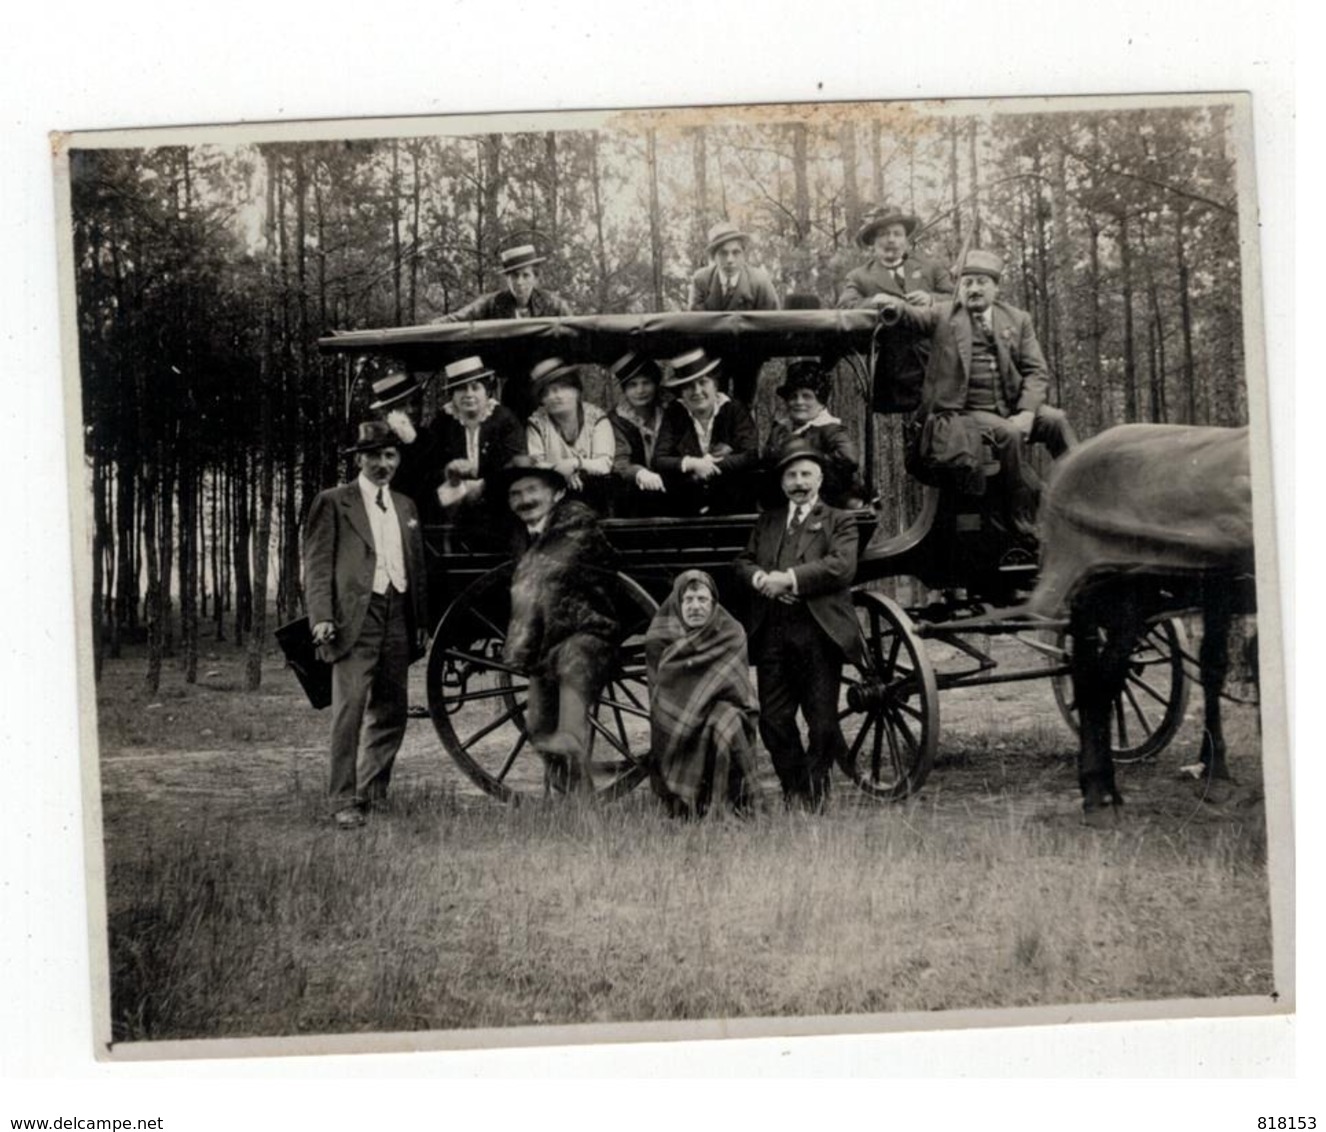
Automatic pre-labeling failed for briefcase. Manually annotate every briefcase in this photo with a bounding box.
[275,617,333,710]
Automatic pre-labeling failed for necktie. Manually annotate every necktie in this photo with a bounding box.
[787,504,805,533]
[375,487,387,512]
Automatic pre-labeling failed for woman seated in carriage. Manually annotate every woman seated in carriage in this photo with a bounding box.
[761,358,866,511]
[607,351,670,518]
[525,357,619,515]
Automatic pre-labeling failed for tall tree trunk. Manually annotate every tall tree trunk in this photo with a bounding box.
[870,120,884,205]
[589,133,610,311]
[646,129,664,310]
[1174,203,1197,424]
[142,446,163,693]
[1086,213,1106,429]
[409,142,422,324]
[232,447,252,647]
[691,127,708,264]
[967,119,981,246]
[948,123,963,247]
[545,134,560,255]
[839,122,860,245]
[390,140,403,326]
[1050,137,1078,420]
[92,456,109,680]
[1118,210,1139,421]
[790,122,811,290]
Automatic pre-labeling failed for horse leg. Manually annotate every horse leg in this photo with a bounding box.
[1071,599,1137,823]
[1197,593,1234,796]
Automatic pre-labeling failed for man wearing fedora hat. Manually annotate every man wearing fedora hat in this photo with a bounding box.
[687,221,781,403]
[302,421,429,828]
[895,249,1078,533]
[837,206,953,311]
[438,243,573,324]
[734,440,863,811]
[498,457,620,796]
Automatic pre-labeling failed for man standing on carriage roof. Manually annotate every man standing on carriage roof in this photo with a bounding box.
[891,249,1079,535]
[303,421,428,829]
[836,206,953,311]
[687,221,781,404]
[734,441,863,812]
[500,457,621,796]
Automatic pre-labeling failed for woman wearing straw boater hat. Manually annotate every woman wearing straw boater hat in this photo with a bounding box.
[607,351,670,517]
[687,221,780,404]
[437,242,574,323]
[762,359,866,510]
[836,205,953,311]
[653,347,760,516]
[525,356,618,515]
[423,355,527,531]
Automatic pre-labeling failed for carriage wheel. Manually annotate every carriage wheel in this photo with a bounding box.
[838,591,940,801]
[1050,616,1191,764]
[426,563,657,803]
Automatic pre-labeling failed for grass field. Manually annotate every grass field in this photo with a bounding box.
[94,627,1275,1044]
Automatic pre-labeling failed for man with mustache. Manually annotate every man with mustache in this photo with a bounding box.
[734,440,862,811]
[303,421,428,828]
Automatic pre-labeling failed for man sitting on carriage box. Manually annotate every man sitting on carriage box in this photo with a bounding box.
[303,421,428,829]
[885,249,1079,535]
[734,440,863,812]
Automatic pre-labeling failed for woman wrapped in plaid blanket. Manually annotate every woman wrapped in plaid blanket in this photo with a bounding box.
[644,570,760,818]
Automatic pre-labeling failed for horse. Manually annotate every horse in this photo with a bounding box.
[1026,424,1256,822]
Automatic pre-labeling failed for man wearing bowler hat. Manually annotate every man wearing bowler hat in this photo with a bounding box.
[438,242,574,323]
[837,205,953,311]
[687,221,781,404]
[892,249,1078,534]
[734,440,863,811]
[302,421,428,828]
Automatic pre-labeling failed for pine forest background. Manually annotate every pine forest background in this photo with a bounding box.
[68,101,1250,691]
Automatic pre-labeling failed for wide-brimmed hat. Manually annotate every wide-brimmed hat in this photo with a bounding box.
[609,351,662,386]
[498,244,547,273]
[857,206,919,247]
[776,359,832,403]
[529,357,582,399]
[772,436,829,473]
[959,250,1004,281]
[663,348,722,388]
[705,221,750,256]
[367,369,422,411]
[341,420,402,455]
[441,355,496,395]
[495,455,568,494]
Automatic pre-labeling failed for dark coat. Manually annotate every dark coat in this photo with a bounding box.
[653,399,761,515]
[503,499,620,691]
[900,300,1051,417]
[302,482,428,665]
[688,264,781,312]
[421,404,527,501]
[733,501,863,664]
[762,419,865,509]
[836,252,953,308]
[438,287,573,322]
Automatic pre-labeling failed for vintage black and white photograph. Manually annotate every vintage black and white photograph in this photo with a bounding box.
[54,91,1288,1058]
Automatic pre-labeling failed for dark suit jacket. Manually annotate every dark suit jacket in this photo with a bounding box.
[653,400,760,474]
[837,252,953,309]
[900,300,1051,417]
[302,482,428,665]
[733,501,862,663]
[688,264,780,312]
[438,287,573,322]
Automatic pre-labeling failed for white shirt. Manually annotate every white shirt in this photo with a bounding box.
[787,494,819,530]
[357,473,408,595]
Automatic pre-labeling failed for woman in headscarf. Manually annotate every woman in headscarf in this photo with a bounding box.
[644,570,760,818]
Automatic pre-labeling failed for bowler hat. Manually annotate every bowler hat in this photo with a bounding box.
[529,357,582,399]
[341,420,402,455]
[704,221,750,256]
[609,351,662,386]
[663,348,722,388]
[776,359,833,404]
[367,369,422,411]
[960,250,1004,281]
[440,355,496,395]
[772,437,829,473]
[496,455,568,494]
[857,206,919,248]
[498,244,547,273]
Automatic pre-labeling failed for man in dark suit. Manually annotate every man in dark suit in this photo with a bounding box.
[303,421,428,828]
[892,250,1078,533]
[438,243,573,323]
[688,221,780,404]
[837,206,953,311]
[734,441,862,810]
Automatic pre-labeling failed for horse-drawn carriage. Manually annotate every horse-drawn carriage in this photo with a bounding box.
[317,310,1206,806]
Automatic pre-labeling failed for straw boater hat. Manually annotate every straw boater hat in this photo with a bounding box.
[959,250,1004,281]
[440,355,496,395]
[498,244,547,273]
[609,351,662,386]
[529,357,582,399]
[367,369,422,411]
[776,358,833,404]
[772,436,829,473]
[704,221,750,256]
[857,206,919,248]
[341,420,401,455]
[495,454,567,494]
[663,348,722,388]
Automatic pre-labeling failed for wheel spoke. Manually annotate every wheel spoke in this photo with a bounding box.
[596,694,650,720]
[846,710,874,763]
[459,699,527,753]
[871,708,886,782]
[441,682,529,707]
[1112,695,1129,748]
[587,711,630,758]
[494,729,529,783]
[1124,671,1170,707]
[469,606,507,640]
[1121,682,1156,738]
[609,678,648,712]
[440,648,526,679]
[880,709,905,782]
